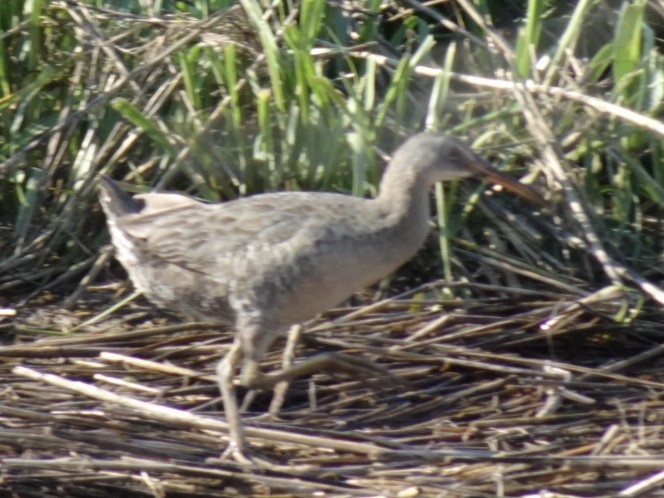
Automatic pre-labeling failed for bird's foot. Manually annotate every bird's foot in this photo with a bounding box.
[238,351,404,391]
[219,440,255,466]
[215,440,288,469]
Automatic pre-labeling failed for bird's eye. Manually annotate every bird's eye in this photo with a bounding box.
[447,146,462,161]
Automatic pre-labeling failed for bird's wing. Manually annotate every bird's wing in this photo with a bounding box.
[112,191,364,275]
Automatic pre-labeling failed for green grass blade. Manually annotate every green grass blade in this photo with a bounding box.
[238,0,285,112]
[111,98,176,156]
[613,0,645,83]
[514,0,544,78]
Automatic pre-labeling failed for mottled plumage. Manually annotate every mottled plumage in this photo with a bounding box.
[99,133,544,462]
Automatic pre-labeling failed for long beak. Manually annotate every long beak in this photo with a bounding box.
[465,158,546,208]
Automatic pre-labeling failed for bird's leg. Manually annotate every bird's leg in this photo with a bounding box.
[216,339,252,464]
[234,323,287,391]
[239,351,400,391]
[269,324,302,416]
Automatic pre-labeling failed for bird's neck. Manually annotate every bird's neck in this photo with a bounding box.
[371,164,432,242]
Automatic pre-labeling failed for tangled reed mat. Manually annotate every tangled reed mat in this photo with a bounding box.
[2,282,664,497]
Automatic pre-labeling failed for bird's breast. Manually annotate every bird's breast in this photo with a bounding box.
[267,223,430,324]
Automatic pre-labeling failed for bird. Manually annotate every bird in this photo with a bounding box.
[98,133,545,463]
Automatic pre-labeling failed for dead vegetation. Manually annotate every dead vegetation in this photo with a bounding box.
[2,278,664,497]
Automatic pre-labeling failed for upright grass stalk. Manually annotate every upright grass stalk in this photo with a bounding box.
[0,0,661,308]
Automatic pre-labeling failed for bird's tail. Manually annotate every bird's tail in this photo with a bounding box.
[98,176,144,217]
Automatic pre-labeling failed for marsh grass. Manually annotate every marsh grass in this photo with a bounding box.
[0,0,662,306]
